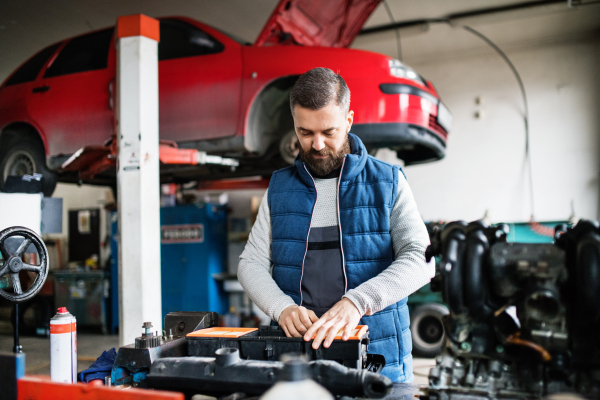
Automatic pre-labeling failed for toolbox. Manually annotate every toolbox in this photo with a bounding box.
[187,325,385,371]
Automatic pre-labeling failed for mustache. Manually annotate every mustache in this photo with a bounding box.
[306,148,332,157]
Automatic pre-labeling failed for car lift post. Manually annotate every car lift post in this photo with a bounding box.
[115,15,162,346]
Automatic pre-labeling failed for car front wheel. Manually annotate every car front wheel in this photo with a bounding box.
[0,132,57,197]
[279,130,300,165]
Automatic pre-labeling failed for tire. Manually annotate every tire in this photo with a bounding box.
[279,130,299,165]
[0,132,57,197]
[410,303,449,358]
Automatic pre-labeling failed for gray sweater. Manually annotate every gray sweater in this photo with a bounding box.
[238,168,434,322]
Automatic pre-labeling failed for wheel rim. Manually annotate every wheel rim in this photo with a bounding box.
[411,306,448,352]
[417,316,444,345]
[3,150,36,181]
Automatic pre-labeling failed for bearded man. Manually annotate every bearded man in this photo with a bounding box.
[238,67,433,382]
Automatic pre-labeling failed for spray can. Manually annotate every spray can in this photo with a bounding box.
[50,307,77,383]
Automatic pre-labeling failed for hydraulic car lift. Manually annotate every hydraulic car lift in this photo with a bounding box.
[60,15,238,346]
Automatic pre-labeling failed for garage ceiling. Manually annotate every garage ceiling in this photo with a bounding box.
[1,0,599,80]
[356,0,600,64]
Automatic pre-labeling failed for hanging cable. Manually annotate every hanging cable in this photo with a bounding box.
[461,25,535,220]
[382,0,403,61]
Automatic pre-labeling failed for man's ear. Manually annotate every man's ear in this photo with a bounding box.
[347,110,354,133]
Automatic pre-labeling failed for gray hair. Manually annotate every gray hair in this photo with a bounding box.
[290,68,350,114]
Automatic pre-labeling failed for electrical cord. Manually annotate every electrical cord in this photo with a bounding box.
[460,25,535,220]
[373,5,536,219]
[382,0,403,61]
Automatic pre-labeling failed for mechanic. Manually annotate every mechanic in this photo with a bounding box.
[238,67,434,382]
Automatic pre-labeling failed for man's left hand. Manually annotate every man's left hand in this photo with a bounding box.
[303,298,361,349]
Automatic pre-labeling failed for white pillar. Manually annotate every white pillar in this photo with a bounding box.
[116,15,162,346]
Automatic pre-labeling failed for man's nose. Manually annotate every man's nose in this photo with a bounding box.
[312,135,325,151]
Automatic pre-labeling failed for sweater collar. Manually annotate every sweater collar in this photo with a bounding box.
[295,132,367,186]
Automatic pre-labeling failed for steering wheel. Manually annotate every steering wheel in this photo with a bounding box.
[0,226,49,303]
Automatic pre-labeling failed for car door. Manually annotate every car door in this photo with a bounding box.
[158,18,242,142]
[26,28,115,156]
[0,43,62,132]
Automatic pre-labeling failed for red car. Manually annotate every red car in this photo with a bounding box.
[0,0,451,196]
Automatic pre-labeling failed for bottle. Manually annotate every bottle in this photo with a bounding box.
[50,307,77,383]
[260,356,333,400]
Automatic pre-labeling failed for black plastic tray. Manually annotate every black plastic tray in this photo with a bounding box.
[187,325,384,371]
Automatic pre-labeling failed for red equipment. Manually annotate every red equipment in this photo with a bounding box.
[17,376,183,400]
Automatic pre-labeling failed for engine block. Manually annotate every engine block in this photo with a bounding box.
[425,220,600,399]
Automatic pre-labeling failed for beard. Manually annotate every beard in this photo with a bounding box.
[299,134,351,177]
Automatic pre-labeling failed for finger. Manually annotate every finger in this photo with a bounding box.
[281,323,291,338]
[292,313,309,335]
[324,321,346,348]
[308,310,319,323]
[356,325,368,339]
[342,323,355,341]
[297,307,314,329]
[312,320,336,349]
[286,320,302,338]
[304,317,326,341]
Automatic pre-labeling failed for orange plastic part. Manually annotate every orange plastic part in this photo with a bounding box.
[187,327,258,338]
[117,14,160,41]
[187,325,368,341]
[18,376,183,400]
[311,325,368,341]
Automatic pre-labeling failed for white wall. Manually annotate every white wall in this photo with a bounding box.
[375,37,600,223]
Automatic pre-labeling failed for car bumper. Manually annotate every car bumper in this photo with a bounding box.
[351,122,446,165]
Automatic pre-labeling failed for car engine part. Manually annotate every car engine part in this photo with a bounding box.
[112,311,391,398]
[187,325,383,371]
[425,219,600,399]
[146,348,391,398]
[112,312,218,388]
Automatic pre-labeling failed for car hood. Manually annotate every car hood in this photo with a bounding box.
[254,0,381,47]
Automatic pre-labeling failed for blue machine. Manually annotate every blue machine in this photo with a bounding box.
[109,204,229,333]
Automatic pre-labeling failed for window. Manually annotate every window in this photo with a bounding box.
[44,28,113,78]
[159,19,224,61]
[4,43,61,86]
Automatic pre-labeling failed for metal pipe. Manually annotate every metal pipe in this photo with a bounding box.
[14,303,22,353]
[359,0,566,36]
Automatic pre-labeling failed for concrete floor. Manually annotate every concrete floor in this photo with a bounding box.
[0,322,119,376]
[0,319,435,384]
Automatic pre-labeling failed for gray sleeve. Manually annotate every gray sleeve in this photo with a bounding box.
[237,189,296,322]
[343,169,435,316]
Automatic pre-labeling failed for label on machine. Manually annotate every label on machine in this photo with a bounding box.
[161,224,204,244]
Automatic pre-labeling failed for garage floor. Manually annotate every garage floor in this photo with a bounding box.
[0,320,119,376]
[0,320,435,385]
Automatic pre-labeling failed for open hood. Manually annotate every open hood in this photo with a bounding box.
[255,0,381,47]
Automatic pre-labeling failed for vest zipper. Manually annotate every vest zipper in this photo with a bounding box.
[299,164,318,306]
[337,158,348,293]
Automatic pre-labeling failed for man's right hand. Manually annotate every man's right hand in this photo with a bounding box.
[278,305,319,337]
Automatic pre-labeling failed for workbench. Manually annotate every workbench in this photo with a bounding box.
[382,383,424,400]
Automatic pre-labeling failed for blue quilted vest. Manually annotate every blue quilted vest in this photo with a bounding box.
[268,133,413,382]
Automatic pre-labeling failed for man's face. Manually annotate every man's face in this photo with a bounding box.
[293,101,354,176]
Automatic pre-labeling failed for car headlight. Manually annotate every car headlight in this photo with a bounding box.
[388,59,424,85]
